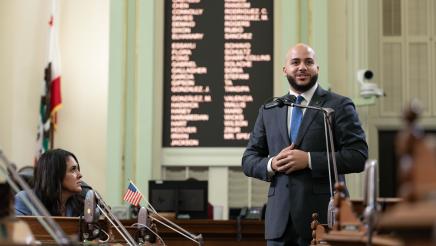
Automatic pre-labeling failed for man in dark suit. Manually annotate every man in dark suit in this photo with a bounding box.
[242,43,368,246]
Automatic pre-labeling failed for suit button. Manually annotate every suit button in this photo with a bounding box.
[286,184,289,188]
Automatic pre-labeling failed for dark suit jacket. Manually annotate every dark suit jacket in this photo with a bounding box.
[242,86,368,240]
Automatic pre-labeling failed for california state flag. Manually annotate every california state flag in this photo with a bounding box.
[35,0,62,161]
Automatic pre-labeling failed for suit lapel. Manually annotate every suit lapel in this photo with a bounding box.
[277,105,291,145]
[294,87,328,147]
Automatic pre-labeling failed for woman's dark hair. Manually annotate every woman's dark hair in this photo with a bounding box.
[33,148,83,216]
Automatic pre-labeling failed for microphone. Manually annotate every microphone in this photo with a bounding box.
[95,191,138,246]
[82,190,101,241]
[93,191,138,245]
[263,94,296,109]
[264,97,284,109]
[281,99,338,228]
[145,206,204,245]
[84,190,98,223]
[136,207,156,244]
[363,160,378,246]
[138,206,150,227]
[281,99,334,117]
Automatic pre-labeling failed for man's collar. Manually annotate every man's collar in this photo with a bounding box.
[288,83,318,103]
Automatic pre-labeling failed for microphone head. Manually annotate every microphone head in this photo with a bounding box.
[264,94,297,109]
[264,97,284,109]
[84,190,97,223]
[284,94,297,103]
[138,207,149,227]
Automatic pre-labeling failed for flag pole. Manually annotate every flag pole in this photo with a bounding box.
[50,123,54,149]
[48,0,62,150]
[49,0,55,151]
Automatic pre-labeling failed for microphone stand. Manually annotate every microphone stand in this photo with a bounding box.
[0,149,72,245]
[93,191,138,246]
[146,207,204,246]
[363,159,378,246]
[281,99,339,228]
[126,180,203,246]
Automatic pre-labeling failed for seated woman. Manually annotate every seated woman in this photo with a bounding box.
[15,149,84,216]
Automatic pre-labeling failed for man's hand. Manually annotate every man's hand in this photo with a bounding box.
[271,144,309,174]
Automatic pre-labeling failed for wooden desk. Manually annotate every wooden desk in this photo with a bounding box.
[142,219,265,246]
[377,202,436,246]
[19,216,83,244]
[18,216,265,245]
[351,198,402,215]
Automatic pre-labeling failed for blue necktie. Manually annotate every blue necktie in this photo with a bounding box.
[290,95,304,143]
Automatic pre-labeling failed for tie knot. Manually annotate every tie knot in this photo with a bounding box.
[296,95,304,104]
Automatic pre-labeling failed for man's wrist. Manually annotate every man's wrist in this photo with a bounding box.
[307,152,312,169]
[267,157,275,173]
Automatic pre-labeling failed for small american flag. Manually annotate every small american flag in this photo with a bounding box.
[123,182,143,206]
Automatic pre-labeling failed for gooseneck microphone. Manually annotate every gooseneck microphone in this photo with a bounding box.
[363,160,378,246]
[84,190,98,224]
[145,206,204,246]
[264,94,335,117]
[263,94,297,109]
[286,100,337,227]
[283,95,334,117]
[136,207,157,244]
[82,190,102,241]
[82,189,138,245]
[93,191,138,246]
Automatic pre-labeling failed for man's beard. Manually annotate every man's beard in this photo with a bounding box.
[287,74,318,93]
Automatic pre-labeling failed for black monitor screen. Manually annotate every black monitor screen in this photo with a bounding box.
[149,180,208,219]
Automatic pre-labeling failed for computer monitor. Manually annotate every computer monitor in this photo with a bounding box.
[148,180,208,219]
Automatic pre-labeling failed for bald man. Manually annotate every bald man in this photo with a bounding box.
[242,43,368,246]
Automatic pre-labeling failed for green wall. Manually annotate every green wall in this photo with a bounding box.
[106,0,330,204]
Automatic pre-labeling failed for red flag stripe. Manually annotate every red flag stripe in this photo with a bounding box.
[123,190,142,206]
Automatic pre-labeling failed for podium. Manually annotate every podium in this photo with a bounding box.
[312,103,436,246]
[377,104,436,246]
